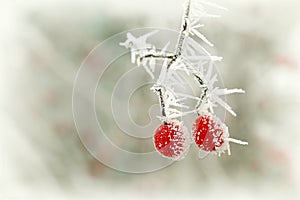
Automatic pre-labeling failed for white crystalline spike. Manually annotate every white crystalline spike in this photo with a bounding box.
[190,18,204,27]
[215,88,246,96]
[140,58,155,79]
[175,97,187,103]
[166,77,175,87]
[167,108,182,114]
[196,102,211,113]
[139,30,159,42]
[161,42,170,53]
[191,1,204,11]
[172,99,189,107]
[136,56,141,66]
[178,102,190,109]
[211,56,223,61]
[176,93,201,101]
[187,61,197,71]
[131,51,136,63]
[183,0,190,9]
[149,58,156,72]
[184,40,197,56]
[185,58,202,65]
[187,41,207,56]
[210,86,219,94]
[208,74,218,88]
[168,67,176,76]
[119,33,134,47]
[181,64,191,75]
[214,96,237,117]
[194,55,210,60]
[173,61,190,75]
[166,90,178,101]
[190,19,200,26]
[181,59,197,73]
[165,85,176,94]
[169,64,179,71]
[198,0,228,11]
[120,30,158,54]
[168,114,180,119]
[151,46,156,52]
[186,45,196,58]
[209,101,216,113]
[191,10,221,19]
[186,37,211,56]
[185,46,195,57]
[142,57,148,66]
[198,61,206,74]
[168,75,179,84]
[157,116,167,122]
[168,112,189,119]
[157,59,168,84]
[186,56,222,65]
[191,28,214,47]
[224,138,249,145]
[190,19,205,29]
[142,63,154,79]
[172,71,186,85]
[169,78,186,90]
[206,60,214,81]
[172,103,189,109]
[227,142,231,156]
[192,24,205,29]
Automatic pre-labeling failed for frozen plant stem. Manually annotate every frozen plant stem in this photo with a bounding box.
[140,53,174,62]
[194,74,209,115]
[140,0,192,66]
[141,0,208,119]
[121,0,248,158]
[175,0,191,57]
[157,88,167,120]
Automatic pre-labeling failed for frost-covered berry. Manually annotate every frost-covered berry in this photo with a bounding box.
[154,120,190,160]
[193,113,229,153]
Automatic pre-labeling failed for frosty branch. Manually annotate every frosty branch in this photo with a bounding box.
[120,0,248,159]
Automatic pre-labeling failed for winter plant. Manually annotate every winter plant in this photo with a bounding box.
[120,0,248,160]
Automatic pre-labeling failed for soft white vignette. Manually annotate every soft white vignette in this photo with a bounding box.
[1,0,300,199]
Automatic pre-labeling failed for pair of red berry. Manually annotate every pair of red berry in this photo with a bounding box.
[154,113,228,160]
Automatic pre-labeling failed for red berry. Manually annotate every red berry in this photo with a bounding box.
[193,113,227,152]
[154,120,190,160]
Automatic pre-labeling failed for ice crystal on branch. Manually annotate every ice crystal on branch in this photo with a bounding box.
[120,0,247,159]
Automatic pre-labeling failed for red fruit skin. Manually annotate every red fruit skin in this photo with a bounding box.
[193,114,224,152]
[154,122,188,160]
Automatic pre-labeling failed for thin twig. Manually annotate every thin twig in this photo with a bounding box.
[166,0,191,69]
[140,53,174,60]
[154,87,167,124]
[175,0,191,57]
[194,74,209,115]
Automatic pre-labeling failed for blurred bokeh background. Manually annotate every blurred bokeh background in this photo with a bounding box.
[1,0,300,199]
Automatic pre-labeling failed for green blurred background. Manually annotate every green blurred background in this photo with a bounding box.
[1,0,300,199]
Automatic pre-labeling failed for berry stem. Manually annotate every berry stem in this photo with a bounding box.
[194,74,209,115]
[157,87,167,123]
[138,0,210,120]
